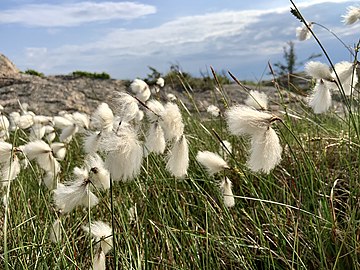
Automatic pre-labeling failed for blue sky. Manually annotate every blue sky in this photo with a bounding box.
[0,0,359,80]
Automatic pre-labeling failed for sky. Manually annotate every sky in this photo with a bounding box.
[0,0,359,80]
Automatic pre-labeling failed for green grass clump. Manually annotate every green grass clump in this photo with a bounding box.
[23,69,44,77]
[71,70,111,80]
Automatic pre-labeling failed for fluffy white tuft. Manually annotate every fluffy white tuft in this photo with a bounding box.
[51,142,67,160]
[72,112,90,130]
[91,103,114,132]
[93,251,106,270]
[59,123,78,143]
[53,116,73,129]
[83,221,113,255]
[304,61,332,80]
[207,105,220,117]
[308,80,332,114]
[29,123,46,141]
[17,114,34,130]
[1,155,21,187]
[166,135,189,178]
[196,151,229,175]
[144,123,166,156]
[146,100,165,123]
[247,127,282,174]
[220,177,235,208]
[296,23,313,41]
[84,131,101,154]
[342,6,360,25]
[0,141,14,163]
[53,179,99,213]
[86,154,110,190]
[130,79,151,102]
[332,61,358,95]
[160,102,184,141]
[156,77,165,87]
[226,105,275,136]
[244,90,268,110]
[113,92,140,122]
[100,127,143,181]
[49,218,62,243]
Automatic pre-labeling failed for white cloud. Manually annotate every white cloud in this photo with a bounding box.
[0,1,156,27]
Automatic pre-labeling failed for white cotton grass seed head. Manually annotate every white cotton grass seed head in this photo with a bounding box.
[53,179,99,213]
[83,131,101,154]
[83,221,113,255]
[29,123,46,141]
[166,135,189,178]
[244,90,268,110]
[100,127,143,182]
[220,177,235,208]
[0,141,14,163]
[49,218,62,243]
[130,79,151,102]
[51,142,67,160]
[1,155,21,187]
[296,23,313,41]
[308,80,332,114]
[72,112,90,130]
[207,105,220,117]
[144,123,166,156]
[160,102,184,141]
[85,154,110,190]
[23,140,60,173]
[332,61,358,95]
[43,171,59,190]
[304,61,333,81]
[167,93,177,102]
[196,151,229,175]
[91,103,114,132]
[59,123,78,143]
[156,77,165,87]
[93,251,106,270]
[247,127,282,174]
[112,92,139,123]
[146,99,165,123]
[342,6,360,25]
[226,105,276,136]
[53,115,73,129]
[17,114,34,130]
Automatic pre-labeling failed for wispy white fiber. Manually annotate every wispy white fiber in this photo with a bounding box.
[196,151,229,175]
[100,126,143,181]
[51,142,67,160]
[247,127,282,174]
[308,80,332,114]
[220,177,235,208]
[85,154,110,190]
[166,135,189,178]
[144,123,166,156]
[84,131,101,154]
[296,23,313,41]
[83,221,113,255]
[91,103,114,132]
[226,105,276,136]
[146,99,165,123]
[54,178,99,213]
[130,79,151,102]
[244,90,268,110]
[342,6,360,25]
[49,218,62,243]
[113,92,139,122]
[53,115,73,129]
[59,123,78,143]
[160,102,184,141]
[332,61,358,96]
[304,61,332,80]
[207,105,220,117]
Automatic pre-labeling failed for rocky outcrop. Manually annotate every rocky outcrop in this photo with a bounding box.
[0,54,19,77]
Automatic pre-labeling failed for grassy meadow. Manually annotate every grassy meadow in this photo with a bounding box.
[1,3,360,270]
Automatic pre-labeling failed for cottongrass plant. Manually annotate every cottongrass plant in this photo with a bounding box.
[83,221,113,270]
[296,22,313,41]
[220,177,235,208]
[342,6,360,25]
[308,79,332,114]
[196,150,229,175]
[226,105,282,173]
[244,90,268,110]
[166,135,189,178]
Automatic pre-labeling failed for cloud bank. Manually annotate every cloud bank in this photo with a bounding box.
[0,2,156,27]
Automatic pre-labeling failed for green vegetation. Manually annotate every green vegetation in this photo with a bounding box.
[71,70,111,79]
[23,69,44,77]
[2,3,360,270]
